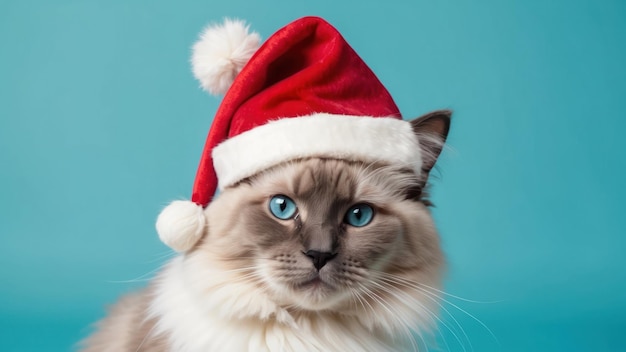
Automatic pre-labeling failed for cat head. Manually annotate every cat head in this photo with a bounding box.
[182,110,450,317]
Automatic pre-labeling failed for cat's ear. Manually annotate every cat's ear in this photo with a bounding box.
[410,110,452,177]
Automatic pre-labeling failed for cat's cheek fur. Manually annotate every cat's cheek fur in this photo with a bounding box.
[397,202,444,272]
[344,216,403,269]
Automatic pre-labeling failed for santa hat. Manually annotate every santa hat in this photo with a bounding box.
[157,16,423,251]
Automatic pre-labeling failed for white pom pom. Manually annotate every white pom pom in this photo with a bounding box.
[156,200,207,252]
[191,18,261,95]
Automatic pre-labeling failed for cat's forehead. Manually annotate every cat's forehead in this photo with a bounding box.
[276,159,357,200]
[252,158,416,202]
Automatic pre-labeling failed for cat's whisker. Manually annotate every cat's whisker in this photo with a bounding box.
[220,271,264,284]
[212,266,258,274]
[213,255,286,262]
[374,271,498,345]
[372,275,466,352]
[347,288,368,316]
[107,250,188,284]
[146,250,178,264]
[107,267,163,284]
[349,286,382,328]
[357,283,422,352]
[408,285,497,345]
[383,272,502,304]
[199,268,267,291]
[107,278,153,284]
[369,277,463,352]
[370,276,474,350]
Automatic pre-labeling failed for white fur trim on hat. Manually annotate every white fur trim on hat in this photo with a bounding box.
[156,200,207,252]
[191,19,261,95]
[212,114,422,190]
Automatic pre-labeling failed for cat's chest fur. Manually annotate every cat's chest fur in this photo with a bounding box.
[150,257,404,352]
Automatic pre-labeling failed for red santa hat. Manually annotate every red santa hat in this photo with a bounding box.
[157,16,423,251]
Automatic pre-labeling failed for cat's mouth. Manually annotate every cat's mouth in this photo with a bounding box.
[287,274,348,310]
[295,276,334,291]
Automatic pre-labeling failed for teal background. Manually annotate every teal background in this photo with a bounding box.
[1,0,625,351]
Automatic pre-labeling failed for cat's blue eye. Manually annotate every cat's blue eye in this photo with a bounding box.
[344,204,374,227]
[269,195,297,220]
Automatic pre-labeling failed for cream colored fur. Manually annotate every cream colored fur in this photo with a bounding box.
[82,157,446,352]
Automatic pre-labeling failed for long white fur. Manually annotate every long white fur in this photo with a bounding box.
[149,256,428,352]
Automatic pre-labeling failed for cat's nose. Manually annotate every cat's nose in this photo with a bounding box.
[303,250,337,271]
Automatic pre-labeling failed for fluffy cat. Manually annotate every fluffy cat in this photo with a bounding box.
[80,110,451,352]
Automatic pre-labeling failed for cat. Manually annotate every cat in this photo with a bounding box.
[80,110,451,352]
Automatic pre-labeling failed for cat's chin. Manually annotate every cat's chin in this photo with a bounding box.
[280,278,350,311]
[288,292,342,311]
[295,276,329,290]
[294,277,335,298]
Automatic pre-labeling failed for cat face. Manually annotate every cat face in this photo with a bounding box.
[184,111,450,330]
[196,157,443,312]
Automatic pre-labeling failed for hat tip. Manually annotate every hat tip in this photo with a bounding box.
[191,18,261,95]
